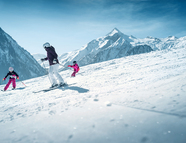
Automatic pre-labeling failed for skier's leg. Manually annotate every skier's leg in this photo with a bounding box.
[53,64,64,83]
[71,71,76,77]
[48,65,58,85]
[4,79,12,91]
[74,71,78,77]
[12,78,16,88]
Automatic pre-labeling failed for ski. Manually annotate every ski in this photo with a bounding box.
[33,83,68,93]
[1,87,26,92]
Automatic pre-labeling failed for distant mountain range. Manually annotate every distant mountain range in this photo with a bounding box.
[130,35,186,51]
[33,28,186,70]
[0,27,46,81]
[58,28,154,69]
[56,28,186,70]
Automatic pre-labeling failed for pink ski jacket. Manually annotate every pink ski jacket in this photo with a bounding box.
[68,63,79,72]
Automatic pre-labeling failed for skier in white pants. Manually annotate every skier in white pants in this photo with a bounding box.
[41,42,64,88]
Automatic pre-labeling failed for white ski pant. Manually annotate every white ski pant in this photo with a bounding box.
[48,64,64,85]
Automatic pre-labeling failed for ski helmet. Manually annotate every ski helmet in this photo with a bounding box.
[73,61,77,64]
[9,67,14,72]
[43,42,50,48]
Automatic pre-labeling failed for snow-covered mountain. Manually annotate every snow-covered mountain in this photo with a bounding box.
[0,45,186,143]
[126,44,153,56]
[0,27,46,81]
[130,35,186,51]
[58,28,153,68]
[57,28,186,70]
[34,28,186,72]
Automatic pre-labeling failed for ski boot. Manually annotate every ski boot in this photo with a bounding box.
[59,82,66,87]
[50,83,58,88]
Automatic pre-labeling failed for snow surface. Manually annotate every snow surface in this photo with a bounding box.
[0,46,186,143]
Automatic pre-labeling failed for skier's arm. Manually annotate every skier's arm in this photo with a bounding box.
[13,71,19,79]
[68,65,76,68]
[44,57,48,60]
[41,57,48,62]
[3,73,10,80]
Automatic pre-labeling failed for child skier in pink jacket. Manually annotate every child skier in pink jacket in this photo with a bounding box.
[68,61,79,77]
[3,67,19,91]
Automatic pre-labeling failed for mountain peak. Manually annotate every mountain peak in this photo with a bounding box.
[146,36,155,39]
[130,35,137,39]
[113,27,121,32]
[167,36,178,39]
[108,28,122,36]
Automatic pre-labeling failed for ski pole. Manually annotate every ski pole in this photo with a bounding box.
[59,63,74,71]
[0,80,4,85]
[42,61,52,84]
[59,63,66,68]
[77,72,83,76]
[42,61,48,74]
[18,79,26,87]
[59,63,71,70]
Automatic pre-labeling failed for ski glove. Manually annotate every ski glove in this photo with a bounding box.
[3,78,6,80]
[17,77,19,80]
[68,65,71,67]
[41,58,45,62]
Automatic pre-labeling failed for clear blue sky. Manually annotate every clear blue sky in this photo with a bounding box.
[0,0,186,55]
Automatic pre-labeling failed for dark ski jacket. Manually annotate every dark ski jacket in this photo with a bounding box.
[44,46,59,66]
[4,71,19,79]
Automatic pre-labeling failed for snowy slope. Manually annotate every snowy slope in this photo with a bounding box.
[0,45,186,143]
[0,28,46,81]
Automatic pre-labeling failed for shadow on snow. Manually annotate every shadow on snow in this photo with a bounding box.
[61,86,89,93]
[34,83,89,94]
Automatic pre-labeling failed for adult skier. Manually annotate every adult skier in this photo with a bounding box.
[41,42,65,88]
[2,67,19,91]
[68,61,79,77]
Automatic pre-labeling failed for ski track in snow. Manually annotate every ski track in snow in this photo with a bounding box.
[0,46,186,142]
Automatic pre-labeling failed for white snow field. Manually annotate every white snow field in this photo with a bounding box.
[0,46,186,143]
